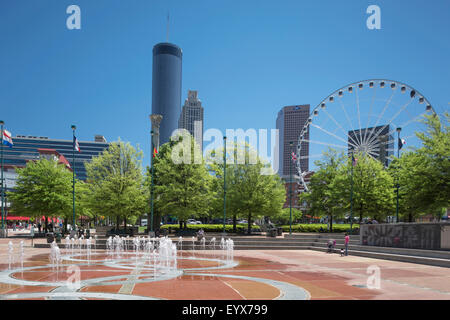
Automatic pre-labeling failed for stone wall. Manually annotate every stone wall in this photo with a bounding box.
[360,223,449,250]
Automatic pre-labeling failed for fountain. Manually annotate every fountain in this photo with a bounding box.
[106,236,113,259]
[86,238,91,264]
[65,236,71,254]
[71,238,75,256]
[49,241,62,272]
[94,235,98,253]
[78,237,82,256]
[201,237,206,250]
[8,241,13,270]
[19,241,24,271]
[210,237,216,250]
[178,236,183,251]
[220,237,226,258]
[226,238,234,261]
[157,237,177,272]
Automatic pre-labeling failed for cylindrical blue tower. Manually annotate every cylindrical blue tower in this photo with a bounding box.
[152,42,183,144]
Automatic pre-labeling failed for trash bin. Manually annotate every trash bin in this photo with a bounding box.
[85,229,91,239]
[46,232,55,243]
[55,232,62,243]
[277,227,283,236]
[267,229,277,237]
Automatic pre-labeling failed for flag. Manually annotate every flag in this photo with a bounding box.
[153,147,158,158]
[398,138,406,150]
[291,152,297,162]
[352,154,358,166]
[2,129,13,147]
[74,136,81,152]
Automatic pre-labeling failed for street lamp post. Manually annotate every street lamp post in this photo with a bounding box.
[396,127,402,223]
[150,130,154,234]
[350,152,354,235]
[223,136,227,234]
[289,141,294,235]
[0,120,4,237]
[71,125,76,233]
[149,114,162,236]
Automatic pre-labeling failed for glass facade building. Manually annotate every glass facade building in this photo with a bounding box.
[2,135,109,184]
[152,42,183,144]
[347,125,394,167]
[178,90,204,151]
[276,105,310,178]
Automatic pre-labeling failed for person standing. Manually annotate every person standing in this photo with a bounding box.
[344,233,350,256]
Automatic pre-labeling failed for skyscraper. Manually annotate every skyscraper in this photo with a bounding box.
[179,90,204,150]
[348,125,394,167]
[276,105,310,178]
[151,42,183,144]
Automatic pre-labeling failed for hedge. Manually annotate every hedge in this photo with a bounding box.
[279,224,359,233]
[160,224,261,233]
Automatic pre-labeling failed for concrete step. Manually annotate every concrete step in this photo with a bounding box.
[311,242,450,260]
[310,246,450,268]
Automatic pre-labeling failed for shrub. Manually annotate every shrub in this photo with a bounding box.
[160,224,260,233]
[279,224,359,233]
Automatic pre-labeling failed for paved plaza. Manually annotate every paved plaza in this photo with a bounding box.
[0,237,449,300]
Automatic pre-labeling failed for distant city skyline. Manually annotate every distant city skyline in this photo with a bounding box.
[1,0,448,170]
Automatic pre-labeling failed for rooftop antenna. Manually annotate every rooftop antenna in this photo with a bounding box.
[166,12,170,42]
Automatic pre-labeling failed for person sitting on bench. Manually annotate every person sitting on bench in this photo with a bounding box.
[197,229,205,241]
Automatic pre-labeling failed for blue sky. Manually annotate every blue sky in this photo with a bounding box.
[0,0,449,168]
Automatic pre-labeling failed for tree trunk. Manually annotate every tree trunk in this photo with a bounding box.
[44,216,48,233]
[116,216,120,232]
[408,213,413,223]
[329,214,333,233]
[179,220,183,229]
[232,215,237,233]
[64,219,68,235]
[247,213,252,235]
[124,216,127,234]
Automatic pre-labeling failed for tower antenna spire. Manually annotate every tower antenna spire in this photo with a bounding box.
[166,12,170,42]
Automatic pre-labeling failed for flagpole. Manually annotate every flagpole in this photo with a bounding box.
[223,136,227,234]
[0,120,4,236]
[150,130,154,234]
[289,141,294,235]
[71,125,76,233]
[350,153,354,235]
[396,127,402,223]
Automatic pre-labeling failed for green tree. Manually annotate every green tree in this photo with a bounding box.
[272,207,303,225]
[8,158,73,233]
[414,113,450,212]
[150,132,213,229]
[388,113,449,221]
[335,153,395,223]
[300,149,346,232]
[208,142,285,234]
[84,140,146,233]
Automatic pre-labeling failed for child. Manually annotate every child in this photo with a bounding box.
[340,248,345,256]
[327,240,333,253]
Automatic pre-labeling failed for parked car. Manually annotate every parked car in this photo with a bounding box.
[238,220,248,224]
[187,219,202,225]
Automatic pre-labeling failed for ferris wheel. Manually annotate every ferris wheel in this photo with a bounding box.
[294,79,437,191]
